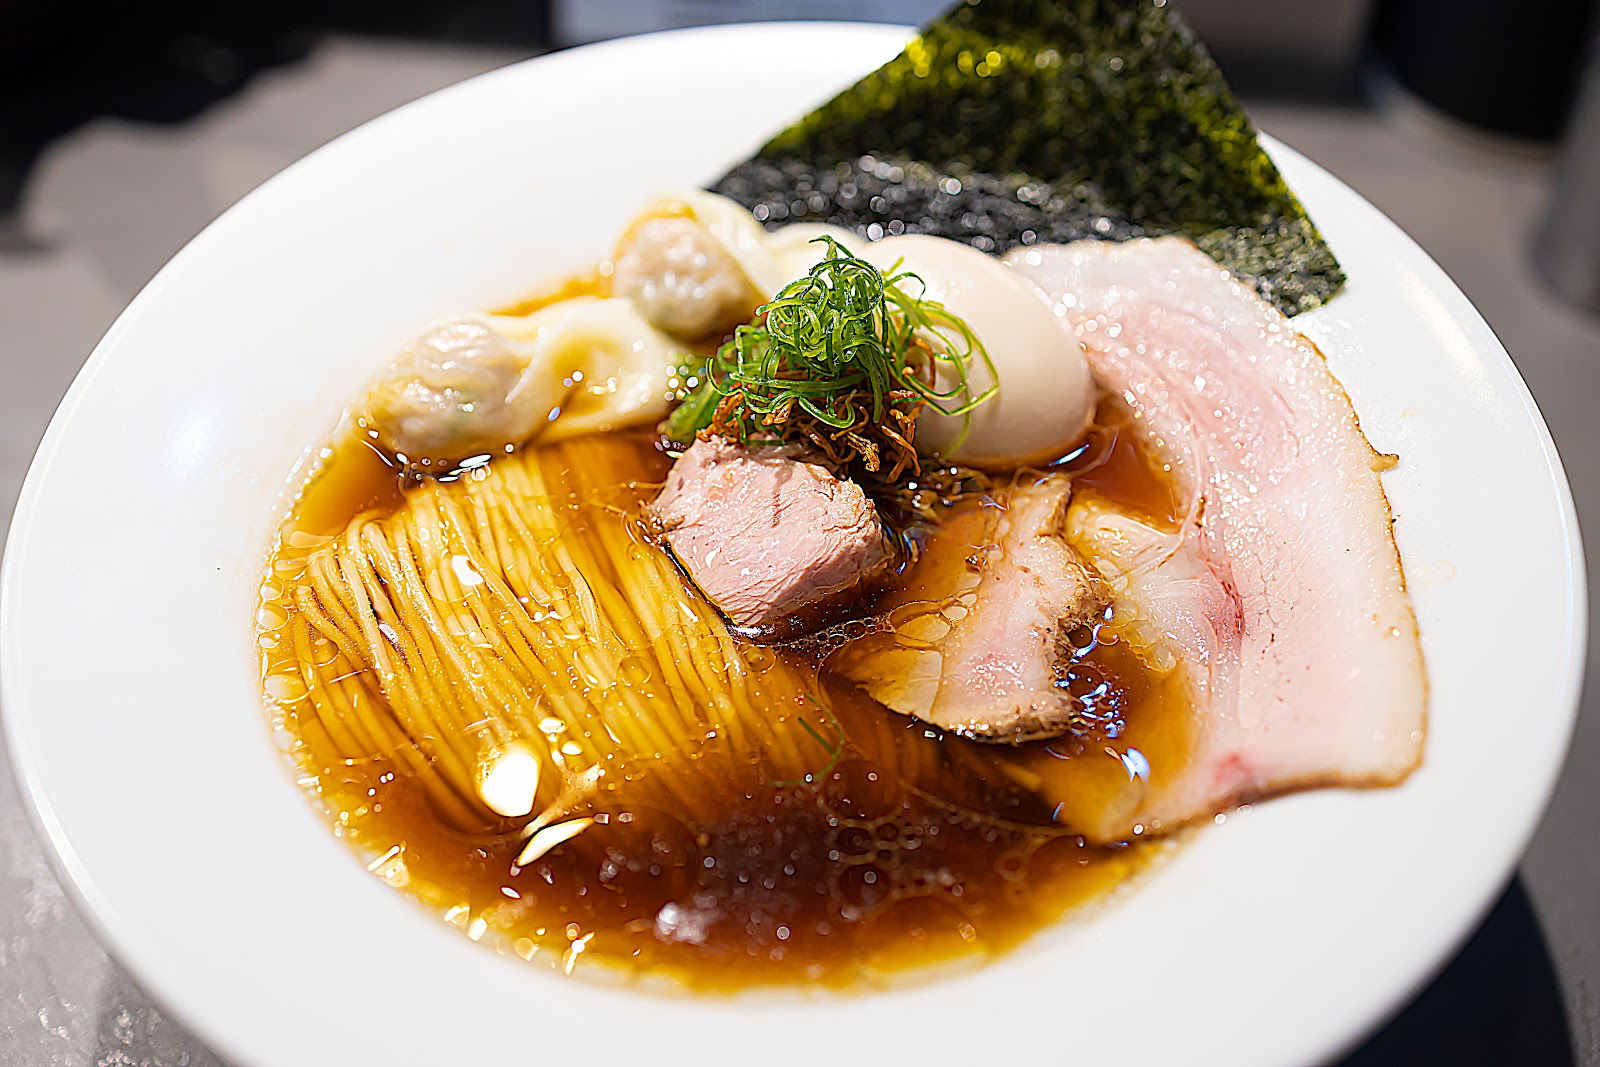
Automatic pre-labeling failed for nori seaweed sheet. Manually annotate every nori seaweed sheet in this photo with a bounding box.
[710,0,1343,316]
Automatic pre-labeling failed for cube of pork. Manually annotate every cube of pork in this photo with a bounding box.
[651,437,891,634]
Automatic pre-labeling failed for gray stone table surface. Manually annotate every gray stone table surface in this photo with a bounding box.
[0,35,1596,1067]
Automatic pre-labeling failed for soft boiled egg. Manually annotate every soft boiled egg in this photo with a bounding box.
[856,235,1095,467]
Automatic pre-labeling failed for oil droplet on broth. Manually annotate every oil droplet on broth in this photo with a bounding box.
[742,645,777,674]
[618,655,652,685]
[264,671,307,704]
[258,423,1185,990]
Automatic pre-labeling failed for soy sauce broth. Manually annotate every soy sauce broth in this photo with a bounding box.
[258,406,1190,990]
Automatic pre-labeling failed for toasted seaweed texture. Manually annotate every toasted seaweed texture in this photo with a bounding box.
[710,0,1343,316]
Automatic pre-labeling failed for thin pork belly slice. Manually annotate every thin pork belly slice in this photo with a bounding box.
[834,476,1108,743]
[1007,237,1426,840]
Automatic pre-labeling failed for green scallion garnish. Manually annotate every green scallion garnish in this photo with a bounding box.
[665,238,997,478]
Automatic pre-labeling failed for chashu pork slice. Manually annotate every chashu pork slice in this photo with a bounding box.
[834,475,1110,743]
[651,436,892,635]
[1006,237,1426,840]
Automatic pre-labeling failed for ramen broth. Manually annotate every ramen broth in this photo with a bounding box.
[258,401,1189,988]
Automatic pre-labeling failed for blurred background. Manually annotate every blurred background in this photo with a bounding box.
[1,0,1597,1063]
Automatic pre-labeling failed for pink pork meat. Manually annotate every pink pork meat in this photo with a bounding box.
[1007,237,1427,842]
[651,436,892,634]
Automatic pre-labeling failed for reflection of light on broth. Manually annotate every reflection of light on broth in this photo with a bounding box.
[257,155,1199,988]
[477,743,540,818]
[517,818,595,867]
[257,393,1191,989]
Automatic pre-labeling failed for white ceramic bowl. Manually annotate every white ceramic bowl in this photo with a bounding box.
[2,23,1584,1067]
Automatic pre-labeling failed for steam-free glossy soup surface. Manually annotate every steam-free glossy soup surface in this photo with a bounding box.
[257,400,1188,988]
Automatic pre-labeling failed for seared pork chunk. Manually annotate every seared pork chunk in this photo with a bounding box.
[651,437,891,634]
[835,475,1108,742]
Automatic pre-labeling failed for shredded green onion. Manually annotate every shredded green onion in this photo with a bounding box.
[769,699,846,788]
[664,238,998,467]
